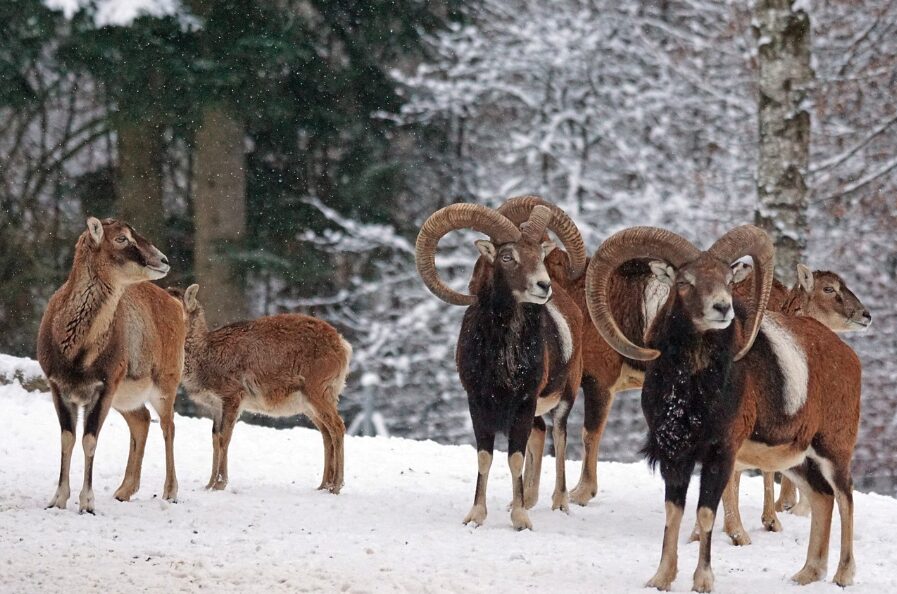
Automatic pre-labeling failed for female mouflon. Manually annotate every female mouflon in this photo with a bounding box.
[169,284,351,493]
[37,217,184,513]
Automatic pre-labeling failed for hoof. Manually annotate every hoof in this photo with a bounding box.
[762,515,782,532]
[551,491,570,514]
[727,530,752,546]
[692,568,714,592]
[78,491,94,514]
[792,564,827,585]
[163,482,178,502]
[569,482,597,507]
[47,489,70,510]
[114,485,137,502]
[463,504,487,527]
[646,569,676,591]
[833,563,855,587]
[510,507,532,531]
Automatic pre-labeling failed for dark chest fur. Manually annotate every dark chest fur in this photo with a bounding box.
[456,283,566,433]
[641,309,742,472]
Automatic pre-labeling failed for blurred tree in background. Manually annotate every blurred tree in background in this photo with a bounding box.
[1,0,895,493]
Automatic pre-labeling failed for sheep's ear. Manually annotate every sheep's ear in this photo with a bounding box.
[731,260,753,284]
[475,240,496,263]
[796,263,814,292]
[649,260,676,286]
[541,240,557,258]
[86,217,104,246]
[184,284,200,312]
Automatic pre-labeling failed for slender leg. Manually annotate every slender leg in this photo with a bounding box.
[786,463,833,585]
[647,478,690,591]
[463,422,494,527]
[150,385,179,502]
[316,406,346,493]
[522,416,546,509]
[309,413,334,490]
[776,474,798,511]
[508,407,535,531]
[114,406,151,501]
[206,416,222,489]
[832,482,855,586]
[719,470,752,546]
[211,402,240,491]
[47,386,77,510]
[761,471,782,532]
[550,397,572,513]
[79,396,113,514]
[691,450,734,593]
[571,376,613,506]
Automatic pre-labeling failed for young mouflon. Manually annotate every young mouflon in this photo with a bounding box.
[169,284,351,494]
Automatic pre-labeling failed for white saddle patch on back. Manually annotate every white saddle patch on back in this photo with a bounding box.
[642,278,670,339]
[760,315,809,416]
[546,301,573,363]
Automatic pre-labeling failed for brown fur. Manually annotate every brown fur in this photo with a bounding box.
[640,252,861,590]
[170,285,350,494]
[542,250,657,504]
[37,218,184,513]
[718,265,870,544]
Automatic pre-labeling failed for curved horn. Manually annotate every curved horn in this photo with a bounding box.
[497,195,588,280]
[586,227,701,361]
[520,205,552,242]
[708,225,774,361]
[416,203,521,305]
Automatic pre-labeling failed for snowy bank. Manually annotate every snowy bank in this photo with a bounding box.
[1,363,896,593]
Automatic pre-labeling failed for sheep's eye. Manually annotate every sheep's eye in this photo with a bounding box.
[824,286,835,294]
[115,236,128,244]
[501,253,514,263]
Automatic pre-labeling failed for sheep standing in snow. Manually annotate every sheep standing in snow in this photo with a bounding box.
[169,284,350,493]
[37,218,184,513]
[416,203,584,530]
[587,225,861,591]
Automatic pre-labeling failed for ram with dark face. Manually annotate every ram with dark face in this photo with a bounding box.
[416,203,584,530]
[587,225,861,591]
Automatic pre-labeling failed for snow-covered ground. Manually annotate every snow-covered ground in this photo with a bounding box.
[2,359,896,593]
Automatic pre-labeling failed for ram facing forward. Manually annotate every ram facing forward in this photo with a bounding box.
[587,225,861,591]
[416,203,584,530]
[168,285,350,494]
[497,196,688,505]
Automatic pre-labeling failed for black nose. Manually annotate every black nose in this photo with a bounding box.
[160,255,169,266]
[712,302,731,316]
[536,280,551,293]
[861,310,871,321]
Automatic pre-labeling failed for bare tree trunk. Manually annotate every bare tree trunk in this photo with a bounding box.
[192,103,247,327]
[117,118,165,241]
[753,0,812,286]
